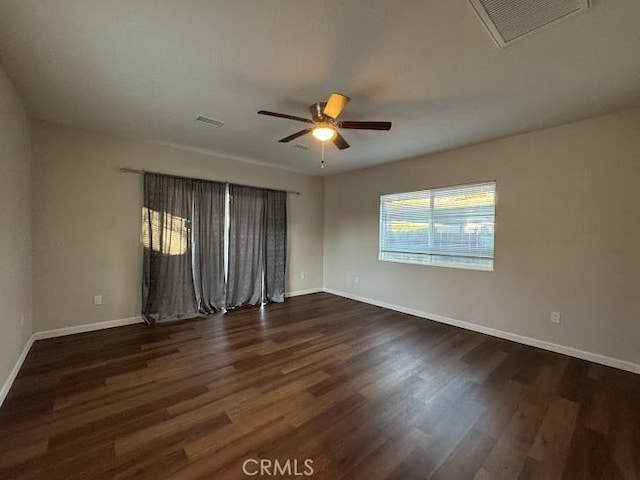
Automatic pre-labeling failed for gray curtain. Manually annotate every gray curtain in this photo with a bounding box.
[192,179,226,314]
[227,185,265,308]
[143,174,288,320]
[142,173,199,323]
[264,189,287,303]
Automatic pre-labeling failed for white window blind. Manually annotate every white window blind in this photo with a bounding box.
[379,182,496,270]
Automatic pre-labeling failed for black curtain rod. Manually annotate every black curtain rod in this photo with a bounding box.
[119,167,301,195]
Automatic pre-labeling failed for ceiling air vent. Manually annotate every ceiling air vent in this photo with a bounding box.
[195,115,224,128]
[469,0,590,47]
[291,144,311,151]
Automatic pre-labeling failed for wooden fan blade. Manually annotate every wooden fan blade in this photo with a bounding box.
[323,93,350,119]
[258,110,313,124]
[332,131,350,150]
[339,121,392,130]
[279,129,312,143]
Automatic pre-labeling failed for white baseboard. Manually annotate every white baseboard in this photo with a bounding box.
[0,333,35,407]
[323,288,640,375]
[33,316,144,340]
[286,288,323,298]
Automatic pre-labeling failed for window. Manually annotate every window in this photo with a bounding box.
[379,182,496,271]
[141,208,189,256]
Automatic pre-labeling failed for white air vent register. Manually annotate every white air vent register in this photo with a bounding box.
[469,0,591,47]
[291,144,311,151]
[195,115,224,128]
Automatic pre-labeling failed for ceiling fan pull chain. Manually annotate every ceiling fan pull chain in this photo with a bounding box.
[320,142,325,169]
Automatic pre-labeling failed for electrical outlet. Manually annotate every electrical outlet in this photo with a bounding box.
[299,272,305,280]
[550,311,561,324]
[354,276,360,284]
[93,295,103,306]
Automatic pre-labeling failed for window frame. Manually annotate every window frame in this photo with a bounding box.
[378,180,497,272]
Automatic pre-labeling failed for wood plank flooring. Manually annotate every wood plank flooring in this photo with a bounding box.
[0,293,638,479]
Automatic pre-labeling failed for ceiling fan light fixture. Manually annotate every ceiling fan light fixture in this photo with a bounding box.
[258,92,391,151]
[312,126,336,141]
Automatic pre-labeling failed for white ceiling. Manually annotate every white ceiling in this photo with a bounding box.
[0,0,639,175]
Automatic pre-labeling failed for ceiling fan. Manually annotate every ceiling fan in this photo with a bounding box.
[258,93,392,150]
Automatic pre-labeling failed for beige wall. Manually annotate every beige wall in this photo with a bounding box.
[25,108,640,367]
[0,65,32,390]
[324,109,640,365]
[32,122,324,331]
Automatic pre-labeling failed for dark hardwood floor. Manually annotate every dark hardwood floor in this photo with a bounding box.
[0,293,638,479]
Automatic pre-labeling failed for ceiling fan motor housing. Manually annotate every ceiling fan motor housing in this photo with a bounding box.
[310,102,329,123]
